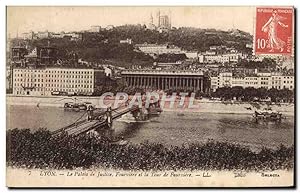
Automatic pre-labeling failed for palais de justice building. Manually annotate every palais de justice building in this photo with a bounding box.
[121,70,210,93]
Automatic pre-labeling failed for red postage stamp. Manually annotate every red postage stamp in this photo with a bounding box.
[255,7,294,55]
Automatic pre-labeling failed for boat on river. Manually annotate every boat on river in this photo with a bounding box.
[64,101,95,111]
[253,108,283,122]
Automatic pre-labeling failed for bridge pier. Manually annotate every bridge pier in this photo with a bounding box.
[106,107,115,140]
[106,107,113,129]
[130,107,149,121]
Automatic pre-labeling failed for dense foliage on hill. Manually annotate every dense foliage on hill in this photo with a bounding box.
[237,58,277,69]
[212,86,294,102]
[112,25,252,52]
[10,25,253,66]
[7,128,294,170]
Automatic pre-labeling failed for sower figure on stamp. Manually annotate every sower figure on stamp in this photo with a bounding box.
[261,9,288,52]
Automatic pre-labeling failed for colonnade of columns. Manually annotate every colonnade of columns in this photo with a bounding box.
[124,75,204,91]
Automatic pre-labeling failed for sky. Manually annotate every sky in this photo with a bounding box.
[7,6,256,37]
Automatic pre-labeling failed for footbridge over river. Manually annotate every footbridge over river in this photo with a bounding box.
[51,101,162,137]
[51,106,140,137]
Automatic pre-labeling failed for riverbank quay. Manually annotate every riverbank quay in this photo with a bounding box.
[7,95,294,115]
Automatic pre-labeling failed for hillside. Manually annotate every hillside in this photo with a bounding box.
[9,25,253,67]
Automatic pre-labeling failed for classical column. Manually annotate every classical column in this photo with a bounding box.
[148,76,151,88]
[151,76,153,88]
[200,78,204,92]
[160,77,162,90]
[132,76,134,87]
[139,76,142,88]
[181,77,183,88]
[146,76,149,88]
[187,78,189,88]
[173,78,175,89]
[158,77,161,90]
[185,78,188,88]
[164,77,167,90]
[133,76,136,87]
[196,78,200,91]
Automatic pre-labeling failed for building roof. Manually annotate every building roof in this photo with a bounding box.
[121,70,204,76]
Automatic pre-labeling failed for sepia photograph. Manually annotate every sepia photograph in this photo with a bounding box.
[5,5,295,187]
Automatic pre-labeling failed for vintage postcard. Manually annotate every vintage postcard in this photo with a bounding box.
[6,6,295,187]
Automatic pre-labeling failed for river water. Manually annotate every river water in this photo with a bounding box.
[7,105,294,150]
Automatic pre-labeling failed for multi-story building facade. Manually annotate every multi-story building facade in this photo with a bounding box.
[244,76,259,88]
[21,31,35,40]
[90,25,102,33]
[198,53,243,64]
[12,67,104,96]
[281,75,294,90]
[135,43,182,55]
[210,76,219,92]
[210,71,294,92]
[219,72,232,87]
[36,31,51,39]
[20,31,83,41]
[232,76,245,87]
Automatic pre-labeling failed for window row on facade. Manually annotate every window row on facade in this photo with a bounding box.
[14,69,93,74]
[14,78,93,84]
